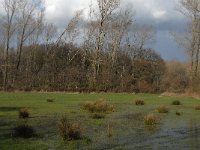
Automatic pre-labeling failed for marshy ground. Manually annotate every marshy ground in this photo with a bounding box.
[0,92,200,150]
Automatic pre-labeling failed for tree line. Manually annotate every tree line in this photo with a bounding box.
[0,0,199,93]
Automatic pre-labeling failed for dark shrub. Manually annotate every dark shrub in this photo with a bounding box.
[47,98,54,102]
[135,100,145,106]
[92,113,105,119]
[19,108,29,118]
[172,100,181,105]
[176,111,181,116]
[13,124,35,138]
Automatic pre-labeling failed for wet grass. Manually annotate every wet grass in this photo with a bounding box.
[0,92,200,149]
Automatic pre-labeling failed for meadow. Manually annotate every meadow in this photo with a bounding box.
[0,92,200,150]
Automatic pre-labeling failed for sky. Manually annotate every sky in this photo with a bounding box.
[0,0,188,61]
[44,0,188,61]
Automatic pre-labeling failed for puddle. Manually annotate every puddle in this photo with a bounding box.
[85,118,200,150]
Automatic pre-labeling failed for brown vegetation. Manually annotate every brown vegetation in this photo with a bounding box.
[176,111,181,116]
[172,100,181,105]
[194,105,200,110]
[58,116,82,140]
[19,108,30,118]
[144,114,158,126]
[92,113,105,119]
[161,61,189,93]
[83,100,115,113]
[135,100,145,106]
[47,99,54,103]
[107,124,113,138]
[157,106,169,113]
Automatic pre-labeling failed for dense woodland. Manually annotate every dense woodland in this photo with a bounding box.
[0,0,200,93]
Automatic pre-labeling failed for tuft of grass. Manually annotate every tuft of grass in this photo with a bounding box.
[13,124,35,138]
[92,113,105,119]
[172,100,181,105]
[67,123,81,140]
[176,111,181,116]
[83,100,114,113]
[144,113,158,126]
[135,100,145,106]
[58,116,82,141]
[58,116,68,140]
[194,105,200,110]
[47,98,54,102]
[157,106,169,113]
[83,101,93,111]
[19,108,30,118]
[107,124,113,138]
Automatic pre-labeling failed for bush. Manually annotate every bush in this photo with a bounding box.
[19,108,30,118]
[47,98,54,102]
[68,123,81,140]
[157,106,169,113]
[176,111,181,116]
[194,105,200,110]
[58,116,68,140]
[172,100,181,105]
[135,100,145,106]
[144,114,158,126]
[83,102,93,111]
[13,124,35,138]
[58,116,82,141]
[83,100,114,112]
[161,61,189,92]
[92,113,105,119]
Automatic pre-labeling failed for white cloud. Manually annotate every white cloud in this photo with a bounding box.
[129,0,168,20]
[152,10,166,19]
[44,0,90,27]
[0,0,5,15]
[43,0,179,29]
[0,0,182,26]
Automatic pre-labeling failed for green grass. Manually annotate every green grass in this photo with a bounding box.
[0,92,200,149]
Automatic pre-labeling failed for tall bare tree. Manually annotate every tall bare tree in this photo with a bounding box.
[177,0,200,77]
[90,0,121,83]
[1,0,17,90]
[108,6,134,68]
[15,0,43,81]
[56,9,83,63]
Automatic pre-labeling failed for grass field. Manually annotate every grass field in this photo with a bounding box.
[0,92,200,150]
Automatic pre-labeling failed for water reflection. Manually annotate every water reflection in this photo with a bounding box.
[189,120,200,150]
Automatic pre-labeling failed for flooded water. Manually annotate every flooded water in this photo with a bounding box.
[83,114,200,150]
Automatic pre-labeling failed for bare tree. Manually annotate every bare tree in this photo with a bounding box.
[108,6,134,68]
[1,0,17,90]
[89,0,121,82]
[15,0,43,81]
[177,0,200,77]
[43,23,57,51]
[56,9,83,63]
[0,0,166,92]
